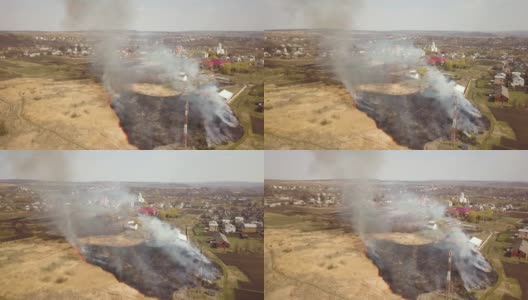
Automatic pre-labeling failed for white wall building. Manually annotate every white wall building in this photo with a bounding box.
[224,223,236,233]
[219,89,234,102]
[512,72,525,87]
[459,192,468,204]
[430,41,439,53]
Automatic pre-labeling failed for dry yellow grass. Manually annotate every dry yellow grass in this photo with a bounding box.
[130,83,181,97]
[0,237,153,300]
[265,228,404,300]
[264,83,406,150]
[0,78,135,149]
[355,82,420,96]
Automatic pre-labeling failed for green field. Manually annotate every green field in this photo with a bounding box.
[475,215,527,300]
[464,74,512,149]
[0,56,93,81]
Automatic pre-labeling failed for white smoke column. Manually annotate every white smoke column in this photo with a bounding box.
[309,152,494,292]
[139,47,240,145]
[423,66,483,133]
[273,0,364,29]
[329,37,484,134]
[195,85,241,145]
[44,184,138,245]
[448,228,493,290]
[141,47,200,86]
[62,0,240,145]
[139,215,217,280]
[63,0,134,96]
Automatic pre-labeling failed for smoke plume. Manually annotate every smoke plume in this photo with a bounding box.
[4,152,218,292]
[309,152,494,295]
[275,0,364,29]
[62,0,240,146]
[327,37,485,139]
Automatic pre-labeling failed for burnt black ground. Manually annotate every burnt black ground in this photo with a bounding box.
[366,239,497,300]
[83,243,221,300]
[111,92,243,150]
[356,92,489,149]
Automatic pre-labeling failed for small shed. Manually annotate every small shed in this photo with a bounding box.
[224,223,236,233]
[242,223,257,233]
[219,90,234,102]
[211,232,230,249]
[469,237,483,248]
[494,85,509,103]
[209,221,219,232]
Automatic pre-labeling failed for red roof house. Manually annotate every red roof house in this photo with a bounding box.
[428,56,447,65]
[202,59,227,68]
[138,207,159,216]
[447,207,472,217]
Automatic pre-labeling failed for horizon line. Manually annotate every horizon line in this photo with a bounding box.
[264,178,528,183]
[0,179,263,184]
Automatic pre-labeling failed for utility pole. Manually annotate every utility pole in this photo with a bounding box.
[184,97,189,148]
[451,93,459,146]
[447,249,453,299]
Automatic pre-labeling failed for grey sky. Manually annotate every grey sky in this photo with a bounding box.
[266,151,528,182]
[0,0,267,31]
[1,0,527,32]
[0,151,263,183]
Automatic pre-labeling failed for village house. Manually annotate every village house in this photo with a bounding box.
[209,220,219,232]
[224,223,236,234]
[235,216,244,224]
[494,85,509,103]
[511,239,528,259]
[210,232,230,249]
[511,72,525,87]
[241,223,257,233]
[137,207,159,216]
[494,73,506,85]
[293,200,306,206]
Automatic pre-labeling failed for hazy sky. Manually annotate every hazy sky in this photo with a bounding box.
[0,151,263,183]
[0,0,267,31]
[1,0,527,32]
[266,151,528,182]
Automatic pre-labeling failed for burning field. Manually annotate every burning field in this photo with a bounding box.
[0,214,153,300]
[326,38,490,149]
[64,210,222,300]
[366,239,498,300]
[355,90,490,149]
[0,211,223,300]
[111,90,243,150]
[82,243,221,300]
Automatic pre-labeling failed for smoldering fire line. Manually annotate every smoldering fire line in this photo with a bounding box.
[325,38,488,148]
[308,154,496,298]
[45,187,221,299]
[62,0,242,148]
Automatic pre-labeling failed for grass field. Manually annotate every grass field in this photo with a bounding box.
[0,56,93,82]
[475,215,527,300]
[264,209,403,300]
[461,64,528,149]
